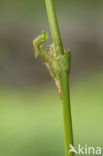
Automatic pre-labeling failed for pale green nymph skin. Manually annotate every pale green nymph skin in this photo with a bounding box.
[33,31,71,79]
[33,31,71,98]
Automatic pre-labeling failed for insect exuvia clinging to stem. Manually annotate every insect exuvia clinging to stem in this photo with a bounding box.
[33,31,71,99]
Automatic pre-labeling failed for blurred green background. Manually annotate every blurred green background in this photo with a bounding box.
[0,0,103,156]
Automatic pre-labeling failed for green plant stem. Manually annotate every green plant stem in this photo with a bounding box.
[45,0,74,156]
[45,0,63,56]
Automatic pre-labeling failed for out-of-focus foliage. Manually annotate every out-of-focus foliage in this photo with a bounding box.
[0,0,103,86]
[0,0,103,155]
[0,73,103,156]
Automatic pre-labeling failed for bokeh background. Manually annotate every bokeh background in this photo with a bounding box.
[0,0,103,155]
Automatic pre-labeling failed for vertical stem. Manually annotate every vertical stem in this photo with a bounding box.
[45,0,64,56]
[45,0,74,156]
[60,72,74,156]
